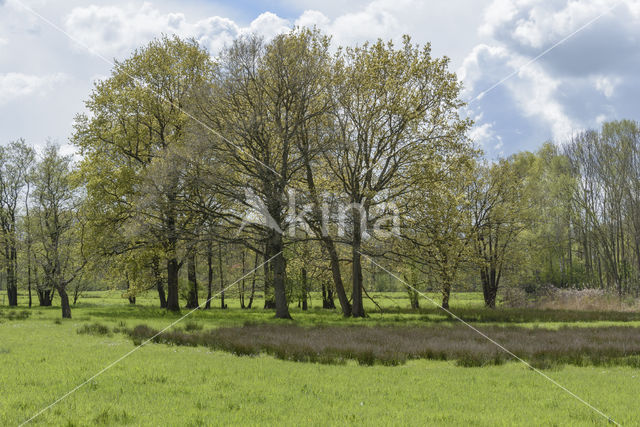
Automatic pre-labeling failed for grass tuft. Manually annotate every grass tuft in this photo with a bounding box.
[77,322,111,336]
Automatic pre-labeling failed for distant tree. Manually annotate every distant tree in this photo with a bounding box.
[31,144,85,318]
[0,139,35,306]
[469,154,534,308]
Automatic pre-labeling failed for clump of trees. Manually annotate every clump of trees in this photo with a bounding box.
[2,30,640,318]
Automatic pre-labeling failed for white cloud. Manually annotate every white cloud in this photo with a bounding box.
[594,75,620,98]
[457,44,509,95]
[461,0,640,148]
[293,0,415,47]
[0,37,7,46]
[245,12,290,39]
[294,10,330,28]
[64,3,291,58]
[508,59,576,141]
[478,0,519,38]
[0,72,67,105]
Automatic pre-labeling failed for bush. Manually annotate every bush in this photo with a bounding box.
[0,310,31,321]
[77,322,111,336]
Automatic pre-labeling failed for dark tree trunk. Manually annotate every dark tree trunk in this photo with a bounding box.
[481,267,498,308]
[165,197,180,312]
[246,251,258,309]
[302,148,350,316]
[37,288,53,307]
[152,257,167,308]
[324,239,351,316]
[409,290,420,309]
[403,275,420,309]
[185,252,199,309]
[301,266,308,311]
[205,242,213,309]
[263,242,276,309]
[441,283,451,310]
[270,230,291,319]
[351,207,365,318]
[321,282,336,309]
[239,250,246,309]
[27,255,32,308]
[7,285,17,306]
[218,242,227,309]
[166,257,180,312]
[58,286,72,319]
[156,275,166,308]
[6,247,18,306]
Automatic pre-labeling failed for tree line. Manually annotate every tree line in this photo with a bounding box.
[2,29,639,318]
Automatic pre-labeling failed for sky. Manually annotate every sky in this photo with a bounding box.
[0,0,639,158]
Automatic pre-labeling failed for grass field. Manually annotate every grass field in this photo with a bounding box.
[1,291,639,425]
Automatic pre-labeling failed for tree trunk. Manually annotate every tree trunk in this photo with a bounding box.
[166,257,180,312]
[205,242,213,309]
[481,267,498,308]
[6,247,17,306]
[27,260,32,308]
[323,239,351,316]
[247,251,258,309]
[218,242,227,309]
[301,266,308,311]
[185,251,199,309]
[58,286,72,319]
[410,290,420,309]
[270,230,291,319]
[37,286,53,307]
[263,241,276,309]
[240,250,246,309]
[165,196,180,312]
[152,257,167,308]
[321,282,336,309]
[351,207,365,318]
[302,149,350,316]
[441,280,451,310]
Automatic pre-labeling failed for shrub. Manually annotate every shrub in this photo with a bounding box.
[77,322,111,336]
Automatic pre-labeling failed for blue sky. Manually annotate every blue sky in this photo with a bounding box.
[1,0,639,158]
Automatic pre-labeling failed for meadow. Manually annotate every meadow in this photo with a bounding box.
[1,291,640,426]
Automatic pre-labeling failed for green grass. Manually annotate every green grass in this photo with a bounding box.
[1,291,639,425]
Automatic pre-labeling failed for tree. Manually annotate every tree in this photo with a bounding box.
[470,154,534,308]
[399,151,476,309]
[565,121,640,296]
[327,36,470,316]
[31,144,85,318]
[0,139,35,306]
[190,29,334,319]
[73,35,216,312]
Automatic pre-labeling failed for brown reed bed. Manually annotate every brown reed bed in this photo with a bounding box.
[127,323,640,368]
